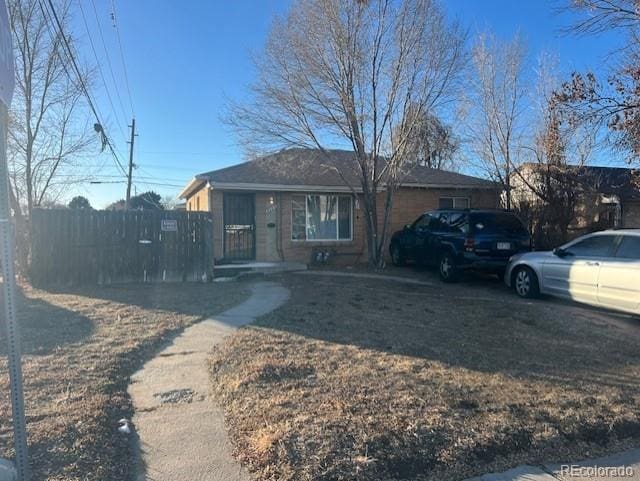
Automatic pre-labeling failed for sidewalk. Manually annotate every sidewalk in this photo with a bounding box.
[128,282,290,481]
[466,448,640,480]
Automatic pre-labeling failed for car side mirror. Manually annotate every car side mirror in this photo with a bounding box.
[553,247,569,257]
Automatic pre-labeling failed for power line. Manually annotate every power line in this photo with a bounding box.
[89,179,185,188]
[139,150,235,156]
[60,173,186,181]
[77,0,127,141]
[88,0,130,126]
[135,180,185,188]
[110,0,135,116]
[38,0,128,178]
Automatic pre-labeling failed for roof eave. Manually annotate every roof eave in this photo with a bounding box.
[207,181,499,193]
[178,176,208,199]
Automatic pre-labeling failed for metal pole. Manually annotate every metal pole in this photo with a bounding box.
[125,117,135,209]
[0,102,30,481]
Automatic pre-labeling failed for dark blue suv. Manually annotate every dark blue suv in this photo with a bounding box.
[389,209,531,282]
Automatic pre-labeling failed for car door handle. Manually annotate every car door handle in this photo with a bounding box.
[586,261,600,266]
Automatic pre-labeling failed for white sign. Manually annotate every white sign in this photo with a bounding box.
[0,0,14,107]
[161,219,178,232]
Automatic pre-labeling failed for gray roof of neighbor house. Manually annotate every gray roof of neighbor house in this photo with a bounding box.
[179,148,497,198]
[518,163,640,202]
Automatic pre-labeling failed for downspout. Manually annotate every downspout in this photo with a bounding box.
[276,192,285,261]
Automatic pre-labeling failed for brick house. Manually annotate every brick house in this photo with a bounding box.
[179,149,500,264]
[512,164,640,234]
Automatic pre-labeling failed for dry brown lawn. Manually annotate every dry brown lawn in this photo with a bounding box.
[210,273,640,481]
[0,281,249,480]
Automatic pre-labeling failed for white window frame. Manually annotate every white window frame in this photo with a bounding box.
[291,194,353,242]
[439,196,470,209]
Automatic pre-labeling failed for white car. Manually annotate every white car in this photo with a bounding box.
[505,230,640,316]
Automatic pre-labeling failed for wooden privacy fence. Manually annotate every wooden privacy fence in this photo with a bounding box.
[30,209,214,286]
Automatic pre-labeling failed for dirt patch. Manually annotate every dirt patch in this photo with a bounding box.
[0,281,248,481]
[210,274,640,481]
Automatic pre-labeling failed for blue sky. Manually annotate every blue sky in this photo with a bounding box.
[69,0,624,208]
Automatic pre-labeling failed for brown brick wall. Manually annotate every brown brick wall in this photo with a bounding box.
[624,202,640,228]
[185,187,210,212]
[255,192,282,262]
[383,187,499,242]
[277,187,498,264]
[210,190,224,259]
[188,185,499,263]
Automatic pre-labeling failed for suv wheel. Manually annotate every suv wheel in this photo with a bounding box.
[513,266,540,299]
[439,252,460,283]
[391,244,405,266]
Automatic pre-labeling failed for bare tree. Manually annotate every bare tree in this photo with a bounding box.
[555,0,640,164]
[512,57,598,247]
[465,32,528,210]
[394,105,459,170]
[227,0,466,267]
[7,0,96,222]
[560,0,640,36]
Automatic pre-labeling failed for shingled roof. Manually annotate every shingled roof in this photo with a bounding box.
[180,149,496,198]
[580,166,640,201]
[520,163,640,201]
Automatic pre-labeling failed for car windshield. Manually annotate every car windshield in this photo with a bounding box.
[470,213,528,235]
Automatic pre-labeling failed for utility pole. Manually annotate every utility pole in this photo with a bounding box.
[125,118,136,209]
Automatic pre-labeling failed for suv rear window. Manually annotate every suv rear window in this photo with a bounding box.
[470,212,528,236]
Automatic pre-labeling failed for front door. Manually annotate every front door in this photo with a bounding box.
[223,193,255,261]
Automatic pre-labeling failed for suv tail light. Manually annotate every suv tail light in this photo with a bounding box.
[464,238,475,252]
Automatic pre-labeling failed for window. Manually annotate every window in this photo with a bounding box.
[428,214,446,231]
[291,195,352,241]
[413,213,432,230]
[615,236,640,260]
[470,212,528,235]
[566,235,617,258]
[445,213,469,234]
[439,197,470,209]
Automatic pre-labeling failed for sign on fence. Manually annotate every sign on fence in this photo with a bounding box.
[30,210,214,285]
[161,219,178,232]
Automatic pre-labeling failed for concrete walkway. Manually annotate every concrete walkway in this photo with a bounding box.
[466,448,640,480]
[128,282,290,481]
[294,269,436,286]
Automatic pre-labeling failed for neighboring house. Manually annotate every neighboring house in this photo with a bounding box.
[179,148,499,264]
[512,163,640,232]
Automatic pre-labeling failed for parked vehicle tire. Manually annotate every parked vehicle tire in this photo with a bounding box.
[390,244,405,266]
[512,266,540,299]
[439,252,460,283]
